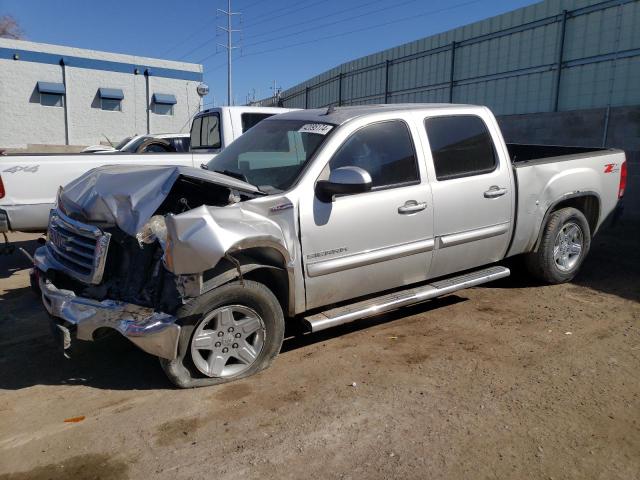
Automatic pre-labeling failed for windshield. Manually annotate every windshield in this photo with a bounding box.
[114,136,132,150]
[119,135,151,153]
[206,119,334,191]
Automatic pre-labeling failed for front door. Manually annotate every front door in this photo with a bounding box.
[299,120,434,310]
[422,114,513,279]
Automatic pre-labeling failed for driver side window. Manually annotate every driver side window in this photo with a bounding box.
[329,120,419,189]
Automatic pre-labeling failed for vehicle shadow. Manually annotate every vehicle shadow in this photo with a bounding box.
[480,219,640,303]
[0,292,466,391]
[281,295,465,353]
[0,316,173,391]
[0,237,42,279]
[573,218,640,302]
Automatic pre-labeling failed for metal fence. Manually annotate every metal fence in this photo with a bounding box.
[253,0,640,115]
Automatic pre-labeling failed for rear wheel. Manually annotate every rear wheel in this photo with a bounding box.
[160,280,285,388]
[525,207,591,284]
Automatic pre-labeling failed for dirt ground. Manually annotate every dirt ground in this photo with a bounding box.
[0,221,638,480]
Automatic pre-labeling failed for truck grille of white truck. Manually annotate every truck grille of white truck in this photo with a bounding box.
[46,210,111,285]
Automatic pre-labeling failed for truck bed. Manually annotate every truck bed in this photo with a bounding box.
[506,143,608,164]
[506,145,625,258]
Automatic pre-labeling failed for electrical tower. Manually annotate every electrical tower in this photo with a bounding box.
[217,0,241,106]
[270,80,281,104]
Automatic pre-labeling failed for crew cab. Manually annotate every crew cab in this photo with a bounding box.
[31,104,627,388]
[0,106,294,233]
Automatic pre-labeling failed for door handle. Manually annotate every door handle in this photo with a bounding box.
[398,200,427,214]
[484,186,507,198]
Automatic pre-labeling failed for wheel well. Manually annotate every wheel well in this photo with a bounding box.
[201,247,290,316]
[243,267,289,316]
[533,194,600,252]
[549,195,600,235]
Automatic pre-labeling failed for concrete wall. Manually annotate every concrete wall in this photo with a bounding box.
[255,0,640,114]
[497,105,640,219]
[0,38,203,149]
[0,57,67,145]
[147,76,201,136]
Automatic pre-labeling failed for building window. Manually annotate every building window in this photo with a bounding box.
[37,81,65,108]
[154,103,174,115]
[152,93,176,116]
[98,88,124,111]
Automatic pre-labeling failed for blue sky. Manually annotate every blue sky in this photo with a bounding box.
[1,0,537,107]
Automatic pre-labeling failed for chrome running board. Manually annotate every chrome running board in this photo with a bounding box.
[304,266,510,332]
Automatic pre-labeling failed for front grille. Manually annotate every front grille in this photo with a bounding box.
[46,210,111,285]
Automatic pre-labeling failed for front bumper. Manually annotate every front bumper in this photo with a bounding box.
[37,270,180,360]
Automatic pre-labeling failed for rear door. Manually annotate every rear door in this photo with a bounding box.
[422,114,513,278]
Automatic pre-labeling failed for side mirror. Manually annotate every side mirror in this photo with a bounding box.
[315,166,372,202]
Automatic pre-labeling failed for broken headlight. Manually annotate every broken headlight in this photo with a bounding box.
[136,215,168,248]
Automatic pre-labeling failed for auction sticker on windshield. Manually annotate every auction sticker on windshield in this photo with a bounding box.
[298,124,333,135]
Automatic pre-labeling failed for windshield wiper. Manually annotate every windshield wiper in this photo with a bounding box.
[209,168,269,196]
[213,169,248,183]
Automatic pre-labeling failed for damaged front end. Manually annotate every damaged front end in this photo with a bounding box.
[34,165,291,360]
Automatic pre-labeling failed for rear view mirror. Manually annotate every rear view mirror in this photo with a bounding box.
[315,166,372,202]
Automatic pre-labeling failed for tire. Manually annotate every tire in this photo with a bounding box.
[160,280,285,388]
[525,207,591,284]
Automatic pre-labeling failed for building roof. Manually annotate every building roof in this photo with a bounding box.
[0,38,203,82]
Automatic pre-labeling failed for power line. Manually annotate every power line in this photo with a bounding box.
[242,0,318,24]
[180,0,325,62]
[202,0,481,103]
[162,0,269,58]
[244,0,326,28]
[161,21,215,57]
[178,34,218,60]
[243,0,426,49]
[237,0,267,10]
[197,48,221,64]
[241,0,483,59]
[243,0,388,41]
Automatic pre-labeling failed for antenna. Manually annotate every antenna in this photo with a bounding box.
[217,0,241,105]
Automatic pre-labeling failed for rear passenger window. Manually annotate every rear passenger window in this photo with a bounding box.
[201,113,221,149]
[241,113,274,132]
[425,115,496,180]
[329,120,419,189]
[190,117,202,148]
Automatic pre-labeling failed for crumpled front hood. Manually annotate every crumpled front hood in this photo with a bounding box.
[59,164,260,236]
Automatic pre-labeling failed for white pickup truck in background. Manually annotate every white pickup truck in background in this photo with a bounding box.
[0,106,294,233]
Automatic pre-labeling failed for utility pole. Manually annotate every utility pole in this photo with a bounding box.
[217,0,241,106]
[270,80,281,105]
[245,88,256,105]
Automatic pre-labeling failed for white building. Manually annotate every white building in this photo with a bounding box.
[0,38,204,149]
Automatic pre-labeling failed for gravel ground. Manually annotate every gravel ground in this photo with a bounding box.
[0,221,638,480]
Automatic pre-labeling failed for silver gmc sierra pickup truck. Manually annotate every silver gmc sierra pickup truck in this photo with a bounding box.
[31,104,627,388]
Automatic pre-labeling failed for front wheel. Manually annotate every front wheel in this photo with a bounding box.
[160,280,285,388]
[525,207,591,284]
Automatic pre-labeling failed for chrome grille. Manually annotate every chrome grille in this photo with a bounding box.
[46,210,111,285]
